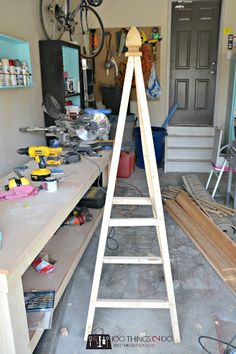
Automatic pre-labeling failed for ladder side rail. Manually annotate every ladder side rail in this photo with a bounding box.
[134,57,181,343]
[84,56,134,340]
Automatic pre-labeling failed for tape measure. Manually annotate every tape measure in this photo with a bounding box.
[5,177,30,191]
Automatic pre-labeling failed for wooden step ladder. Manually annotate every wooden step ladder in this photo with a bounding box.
[84,26,180,343]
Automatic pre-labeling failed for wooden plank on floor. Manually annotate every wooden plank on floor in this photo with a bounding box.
[165,199,236,278]
[176,193,236,263]
[165,198,236,299]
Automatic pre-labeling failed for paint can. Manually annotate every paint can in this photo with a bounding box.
[9,59,17,86]
[45,177,58,192]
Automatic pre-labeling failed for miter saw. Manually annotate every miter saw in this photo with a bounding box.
[20,93,110,151]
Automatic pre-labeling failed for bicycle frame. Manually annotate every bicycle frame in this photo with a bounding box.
[40,0,104,58]
[65,0,84,18]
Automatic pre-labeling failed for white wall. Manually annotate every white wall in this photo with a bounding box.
[0,1,46,177]
[96,0,169,126]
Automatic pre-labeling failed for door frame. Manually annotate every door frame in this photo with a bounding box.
[166,0,225,127]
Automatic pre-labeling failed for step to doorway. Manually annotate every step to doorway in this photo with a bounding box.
[164,126,215,173]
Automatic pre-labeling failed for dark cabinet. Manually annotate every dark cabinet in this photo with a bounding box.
[39,40,83,126]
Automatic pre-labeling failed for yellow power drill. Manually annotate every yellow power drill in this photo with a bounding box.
[17,146,62,181]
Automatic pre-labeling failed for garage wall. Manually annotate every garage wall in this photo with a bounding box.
[0,1,46,177]
[0,0,235,177]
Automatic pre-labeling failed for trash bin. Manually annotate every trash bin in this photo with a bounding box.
[134,127,167,169]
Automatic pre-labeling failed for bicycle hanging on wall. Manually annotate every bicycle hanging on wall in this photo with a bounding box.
[40,0,105,58]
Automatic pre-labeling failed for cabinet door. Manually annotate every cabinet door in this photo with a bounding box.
[39,40,64,126]
[39,40,83,127]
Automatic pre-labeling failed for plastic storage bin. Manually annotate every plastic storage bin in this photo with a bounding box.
[109,113,136,144]
[134,127,167,169]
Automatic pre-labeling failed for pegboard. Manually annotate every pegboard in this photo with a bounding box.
[94,26,161,102]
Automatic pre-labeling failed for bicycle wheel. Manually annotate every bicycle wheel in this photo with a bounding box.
[40,0,65,40]
[72,5,104,58]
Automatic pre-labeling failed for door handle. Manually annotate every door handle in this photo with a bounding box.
[210,70,216,75]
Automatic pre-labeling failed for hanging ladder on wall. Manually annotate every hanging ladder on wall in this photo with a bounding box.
[84,26,180,344]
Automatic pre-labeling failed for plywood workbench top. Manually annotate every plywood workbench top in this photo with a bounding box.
[0,150,111,276]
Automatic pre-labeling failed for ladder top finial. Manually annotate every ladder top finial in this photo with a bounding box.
[125,26,142,57]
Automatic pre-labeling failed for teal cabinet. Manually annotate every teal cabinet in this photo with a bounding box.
[0,34,33,89]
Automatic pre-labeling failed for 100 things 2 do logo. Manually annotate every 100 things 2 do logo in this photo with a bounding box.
[86,333,173,349]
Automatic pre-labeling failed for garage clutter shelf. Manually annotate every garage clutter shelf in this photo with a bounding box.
[0,151,111,354]
[0,34,33,89]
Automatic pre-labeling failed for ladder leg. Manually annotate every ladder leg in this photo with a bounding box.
[156,223,180,343]
[134,57,180,343]
[84,57,135,340]
[212,160,227,198]
[205,168,214,190]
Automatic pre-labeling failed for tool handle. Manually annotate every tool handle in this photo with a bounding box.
[38,156,46,169]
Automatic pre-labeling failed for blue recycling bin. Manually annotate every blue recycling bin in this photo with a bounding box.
[134,127,167,169]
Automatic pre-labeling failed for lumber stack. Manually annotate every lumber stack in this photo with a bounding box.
[165,192,236,295]
[162,187,235,218]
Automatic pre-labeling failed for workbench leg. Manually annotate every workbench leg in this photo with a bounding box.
[102,161,110,187]
[0,274,31,354]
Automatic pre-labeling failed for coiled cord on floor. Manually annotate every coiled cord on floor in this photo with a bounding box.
[198,334,236,354]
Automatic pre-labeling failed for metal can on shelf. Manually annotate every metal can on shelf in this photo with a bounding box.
[1,58,10,86]
[14,59,23,85]
[9,59,17,86]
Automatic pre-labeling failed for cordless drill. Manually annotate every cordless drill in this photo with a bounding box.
[17,146,62,181]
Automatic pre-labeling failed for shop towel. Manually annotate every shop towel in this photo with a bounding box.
[0,185,38,201]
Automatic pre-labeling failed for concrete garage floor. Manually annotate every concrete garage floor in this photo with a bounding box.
[34,168,236,354]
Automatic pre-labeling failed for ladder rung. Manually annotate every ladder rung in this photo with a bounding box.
[103,256,162,264]
[96,299,170,309]
[109,218,159,227]
[113,197,152,205]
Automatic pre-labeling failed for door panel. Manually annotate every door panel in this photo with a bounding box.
[195,79,209,109]
[169,1,221,126]
[176,30,191,68]
[175,80,189,109]
[197,30,212,68]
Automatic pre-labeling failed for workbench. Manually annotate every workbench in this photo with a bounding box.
[0,151,111,354]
